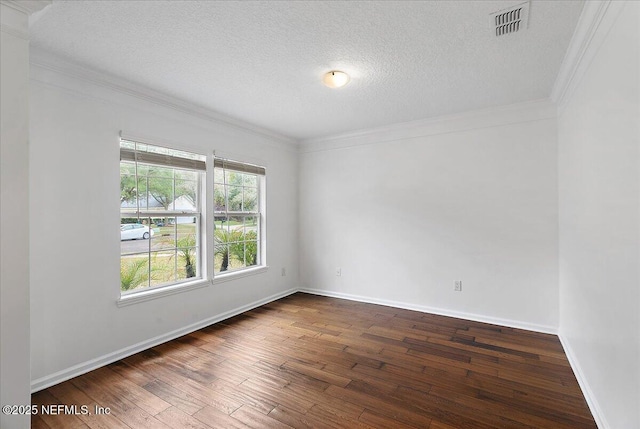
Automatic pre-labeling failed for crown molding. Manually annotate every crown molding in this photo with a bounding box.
[299,99,557,154]
[1,0,50,39]
[29,48,299,149]
[1,0,50,15]
[0,22,27,40]
[551,0,626,111]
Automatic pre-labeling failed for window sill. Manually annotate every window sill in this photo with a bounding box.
[117,267,269,306]
[212,265,269,284]
[117,278,210,307]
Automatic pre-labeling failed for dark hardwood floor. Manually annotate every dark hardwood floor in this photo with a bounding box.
[31,292,597,428]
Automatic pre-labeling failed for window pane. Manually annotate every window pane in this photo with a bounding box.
[243,174,257,187]
[175,168,197,181]
[228,216,244,238]
[150,250,176,287]
[244,216,258,237]
[228,239,246,271]
[176,232,198,281]
[214,183,226,211]
[175,179,197,209]
[136,164,150,176]
[120,219,152,251]
[151,218,176,251]
[121,140,203,294]
[120,169,137,208]
[227,185,242,211]
[120,255,149,292]
[176,217,198,235]
[135,176,149,210]
[120,162,135,174]
[214,243,230,274]
[225,170,242,186]
[148,166,173,179]
[214,168,224,184]
[245,241,258,267]
[176,216,198,275]
[147,175,174,210]
[243,187,258,212]
[212,160,263,277]
[214,215,229,234]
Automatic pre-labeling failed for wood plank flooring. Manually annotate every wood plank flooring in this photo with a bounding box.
[31,293,597,428]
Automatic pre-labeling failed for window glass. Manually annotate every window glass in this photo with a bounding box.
[120,140,204,294]
[213,160,263,275]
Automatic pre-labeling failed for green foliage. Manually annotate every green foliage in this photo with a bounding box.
[120,164,137,203]
[244,231,258,266]
[120,217,139,224]
[176,234,197,278]
[147,167,174,209]
[120,258,149,291]
[157,233,198,279]
[214,229,239,272]
[120,164,196,209]
[213,171,258,211]
[213,228,258,272]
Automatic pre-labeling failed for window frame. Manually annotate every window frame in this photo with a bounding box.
[118,138,208,301]
[212,155,267,279]
[117,140,268,306]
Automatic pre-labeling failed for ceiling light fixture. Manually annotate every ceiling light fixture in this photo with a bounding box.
[322,70,350,89]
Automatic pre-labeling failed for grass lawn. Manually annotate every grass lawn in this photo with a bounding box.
[121,250,197,291]
[153,224,197,236]
[122,220,258,291]
[213,219,257,229]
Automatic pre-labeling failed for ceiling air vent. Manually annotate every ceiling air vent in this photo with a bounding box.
[491,1,530,36]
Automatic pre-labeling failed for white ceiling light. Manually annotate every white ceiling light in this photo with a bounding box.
[322,71,350,89]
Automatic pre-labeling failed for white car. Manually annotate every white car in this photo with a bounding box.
[120,224,154,240]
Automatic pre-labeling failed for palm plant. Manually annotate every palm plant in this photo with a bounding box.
[120,258,150,291]
[214,229,237,272]
[176,234,197,278]
[214,228,258,271]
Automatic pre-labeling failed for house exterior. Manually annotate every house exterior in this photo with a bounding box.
[121,195,197,224]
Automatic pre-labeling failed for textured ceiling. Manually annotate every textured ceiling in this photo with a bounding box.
[29,1,584,141]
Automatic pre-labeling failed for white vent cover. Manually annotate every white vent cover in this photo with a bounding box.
[491,1,530,36]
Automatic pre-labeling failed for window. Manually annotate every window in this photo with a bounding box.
[213,157,265,275]
[120,139,205,294]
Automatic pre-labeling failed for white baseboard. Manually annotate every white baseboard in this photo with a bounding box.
[31,285,605,429]
[30,288,298,393]
[301,288,612,425]
[29,286,559,393]
[298,288,558,335]
[558,335,608,429]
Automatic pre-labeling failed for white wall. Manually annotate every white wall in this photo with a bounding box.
[1,3,33,428]
[299,104,559,332]
[557,2,640,428]
[24,6,639,429]
[28,54,299,389]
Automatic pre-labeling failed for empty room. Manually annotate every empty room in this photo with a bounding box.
[1,0,638,428]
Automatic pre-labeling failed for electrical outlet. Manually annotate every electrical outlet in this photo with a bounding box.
[454,280,462,292]
[281,268,286,276]
[336,268,341,276]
